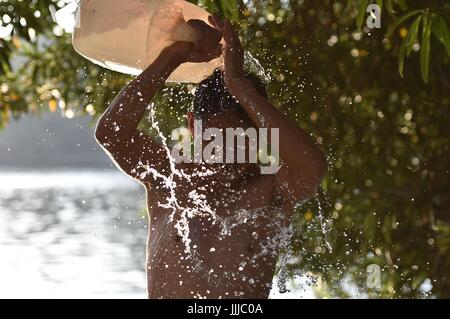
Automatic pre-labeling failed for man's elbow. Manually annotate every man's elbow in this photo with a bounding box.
[288,158,327,202]
[94,123,110,148]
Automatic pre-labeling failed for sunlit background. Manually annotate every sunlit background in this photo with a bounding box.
[0,113,149,298]
[1,0,449,298]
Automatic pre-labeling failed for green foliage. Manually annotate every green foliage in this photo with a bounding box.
[433,14,450,56]
[420,13,432,83]
[355,0,369,30]
[350,0,450,83]
[195,0,241,23]
[1,0,449,298]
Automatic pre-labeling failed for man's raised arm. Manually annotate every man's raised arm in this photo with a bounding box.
[94,45,183,181]
[94,20,222,182]
[211,17,327,208]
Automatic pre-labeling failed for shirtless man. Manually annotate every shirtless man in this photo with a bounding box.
[95,16,327,299]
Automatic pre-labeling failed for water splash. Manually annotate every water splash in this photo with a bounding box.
[243,51,271,128]
[136,103,219,256]
[316,190,333,253]
[244,51,272,85]
[273,188,333,295]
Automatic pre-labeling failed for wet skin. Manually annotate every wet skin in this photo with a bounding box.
[145,163,289,298]
[95,17,327,298]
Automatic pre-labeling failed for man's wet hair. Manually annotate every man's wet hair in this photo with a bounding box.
[193,69,268,119]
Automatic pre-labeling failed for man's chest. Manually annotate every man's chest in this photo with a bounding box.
[145,173,278,250]
[145,173,289,279]
[187,173,276,217]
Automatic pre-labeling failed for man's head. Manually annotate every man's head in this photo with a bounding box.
[186,69,268,175]
[187,69,268,133]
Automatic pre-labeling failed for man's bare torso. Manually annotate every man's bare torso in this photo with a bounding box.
[144,163,291,299]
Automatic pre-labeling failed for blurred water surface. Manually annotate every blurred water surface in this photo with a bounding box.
[0,169,148,299]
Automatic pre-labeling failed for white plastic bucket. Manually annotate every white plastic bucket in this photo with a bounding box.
[72,0,223,82]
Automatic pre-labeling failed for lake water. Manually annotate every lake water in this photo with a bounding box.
[0,169,148,298]
[0,169,312,299]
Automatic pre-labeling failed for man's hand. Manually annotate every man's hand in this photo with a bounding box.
[167,18,222,64]
[208,16,245,89]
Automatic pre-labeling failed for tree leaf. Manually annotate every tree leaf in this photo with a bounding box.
[218,0,240,24]
[385,0,396,14]
[420,13,432,83]
[405,15,422,56]
[345,0,355,12]
[397,0,408,11]
[197,0,218,14]
[432,14,450,57]
[398,34,407,77]
[387,10,423,38]
[356,0,369,30]
[376,0,383,13]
